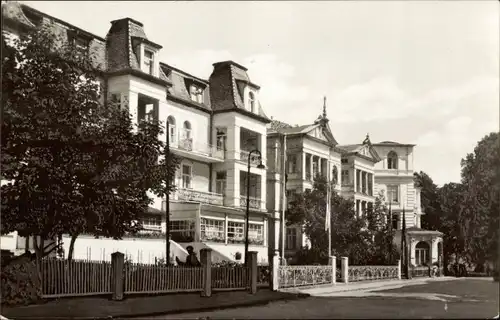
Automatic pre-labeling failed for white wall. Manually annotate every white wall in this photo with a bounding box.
[61,235,188,264]
[373,145,414,171]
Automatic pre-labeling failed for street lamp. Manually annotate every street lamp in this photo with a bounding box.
[244,149,265,266]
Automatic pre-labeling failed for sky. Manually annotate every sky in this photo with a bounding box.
[22,1,499,186]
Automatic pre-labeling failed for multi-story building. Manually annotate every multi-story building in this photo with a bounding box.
[1,1,272,264]
[337,135,381,218]
[266,101,342,259]
[372,141,442,266]
[267,106,443,266]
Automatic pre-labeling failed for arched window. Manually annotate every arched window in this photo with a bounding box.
[387,151,398,169]
[167,116,176,143]
[248,92,255,112]
[415,241,430,266]
[183,121,192,139]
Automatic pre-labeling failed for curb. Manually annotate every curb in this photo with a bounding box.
[3,293,310,320]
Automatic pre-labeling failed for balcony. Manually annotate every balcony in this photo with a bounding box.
[240,196,263,210]
[170,135,224,163]
[176,188,224,206]
[239,150,264,167]
[375,169,413,177]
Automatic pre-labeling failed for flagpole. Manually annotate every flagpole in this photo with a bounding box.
[328,182,331,258]
[281,133,287,264]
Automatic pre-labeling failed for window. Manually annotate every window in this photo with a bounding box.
[341,158,348,164]
[341,170,349,184]
[183,121,192,140]
[387,151,398,169]
[189,85,204,103]
[387,185,399,203]
[169,220,195,242]
[73,37,89,56]
[286,227,297,250]
[181,164,192,189]
[228,221,245,242]
[216,128,227,151]
[248,91,255,112]
[287,155,297,173]
[415,241,430,266]
[248,224,264,243]
[312,161,318,175]
[167,116,176,144]
[145,104,155,122]
[391,214,399,230]
[143,49,154,75]
[201,218,224,242]
[141,215,162,232]
[216,171,226,195]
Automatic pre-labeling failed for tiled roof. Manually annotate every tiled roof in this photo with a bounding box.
[209,60,271,122]
[337,144,362,153]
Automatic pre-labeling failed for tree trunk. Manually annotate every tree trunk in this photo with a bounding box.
[68,234,78,261]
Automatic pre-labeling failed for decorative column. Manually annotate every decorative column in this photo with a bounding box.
[302,152,306,180]
[330,256,337,284]
[271,250,280,291]
[200,249,212,297]
[111,252,125,301]
[310,155,314,180]
[341,257,349,283]
[397,259,401,279]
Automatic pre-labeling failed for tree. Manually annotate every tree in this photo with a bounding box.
[414,171,442,231]
[286,174,378,265]
[1,26,179,264]
[459,132,499,267]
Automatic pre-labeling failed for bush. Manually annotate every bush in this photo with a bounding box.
[1,257,41,306]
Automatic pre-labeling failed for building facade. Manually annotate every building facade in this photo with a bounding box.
[267,105,443,266]
[1,1,273,264]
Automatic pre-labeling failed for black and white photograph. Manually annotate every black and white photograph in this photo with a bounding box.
[1,1,499,319]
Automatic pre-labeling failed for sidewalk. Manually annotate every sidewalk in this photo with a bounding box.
[1,289,309,320]
[280,276,461,296]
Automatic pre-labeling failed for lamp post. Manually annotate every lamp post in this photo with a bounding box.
[244,149,265,266]
[165,121,171,265]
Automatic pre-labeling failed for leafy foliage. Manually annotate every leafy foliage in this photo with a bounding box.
[1,27,179,261]
[286,174,395,265]
[1,257,41,306]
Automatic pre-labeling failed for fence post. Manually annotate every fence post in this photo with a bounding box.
[397,259,401,280]
[341,256,349,284]
[248,251,258,294]
[200,248,212,297]
[271,250,280,291]
[111,251,125,301]
[330,256,336,285]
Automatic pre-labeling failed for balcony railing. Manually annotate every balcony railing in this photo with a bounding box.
[239,150,263,166]
[176,188,224,206]
[376,169,413,175]
[240,196,262,209]
[170,134,224,160]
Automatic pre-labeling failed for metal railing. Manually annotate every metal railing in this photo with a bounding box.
[348,265,399,282]
[176,188,224,205]
[278,265,334,288]
[239,150,264,166]
[240,196,262,209]
[170,132,224,160]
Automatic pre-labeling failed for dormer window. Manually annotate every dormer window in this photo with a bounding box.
[248,91,256,112]
[67,30,89,57]
[189,85,203,103]
[143,49,154,75]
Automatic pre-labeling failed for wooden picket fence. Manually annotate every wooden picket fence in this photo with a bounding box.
[124,263,204,294]
[211,266,250,291]
[41,258,112,298]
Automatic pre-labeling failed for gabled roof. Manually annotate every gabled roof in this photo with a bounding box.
[373,141,416,147]
[338,134,382,163]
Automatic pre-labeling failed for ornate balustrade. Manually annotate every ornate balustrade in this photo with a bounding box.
[239,150,264,166]
[348,265,399,282]
[174,137,224,160]
[240,196,262,209]
[176,188,223,205]
[411,266,430,278]
[278,265,333,288]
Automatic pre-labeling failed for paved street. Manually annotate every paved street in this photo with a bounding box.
[147,279,498,319]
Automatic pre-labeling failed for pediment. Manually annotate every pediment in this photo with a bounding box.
[358,145,381,162]
[305,124,338,146]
